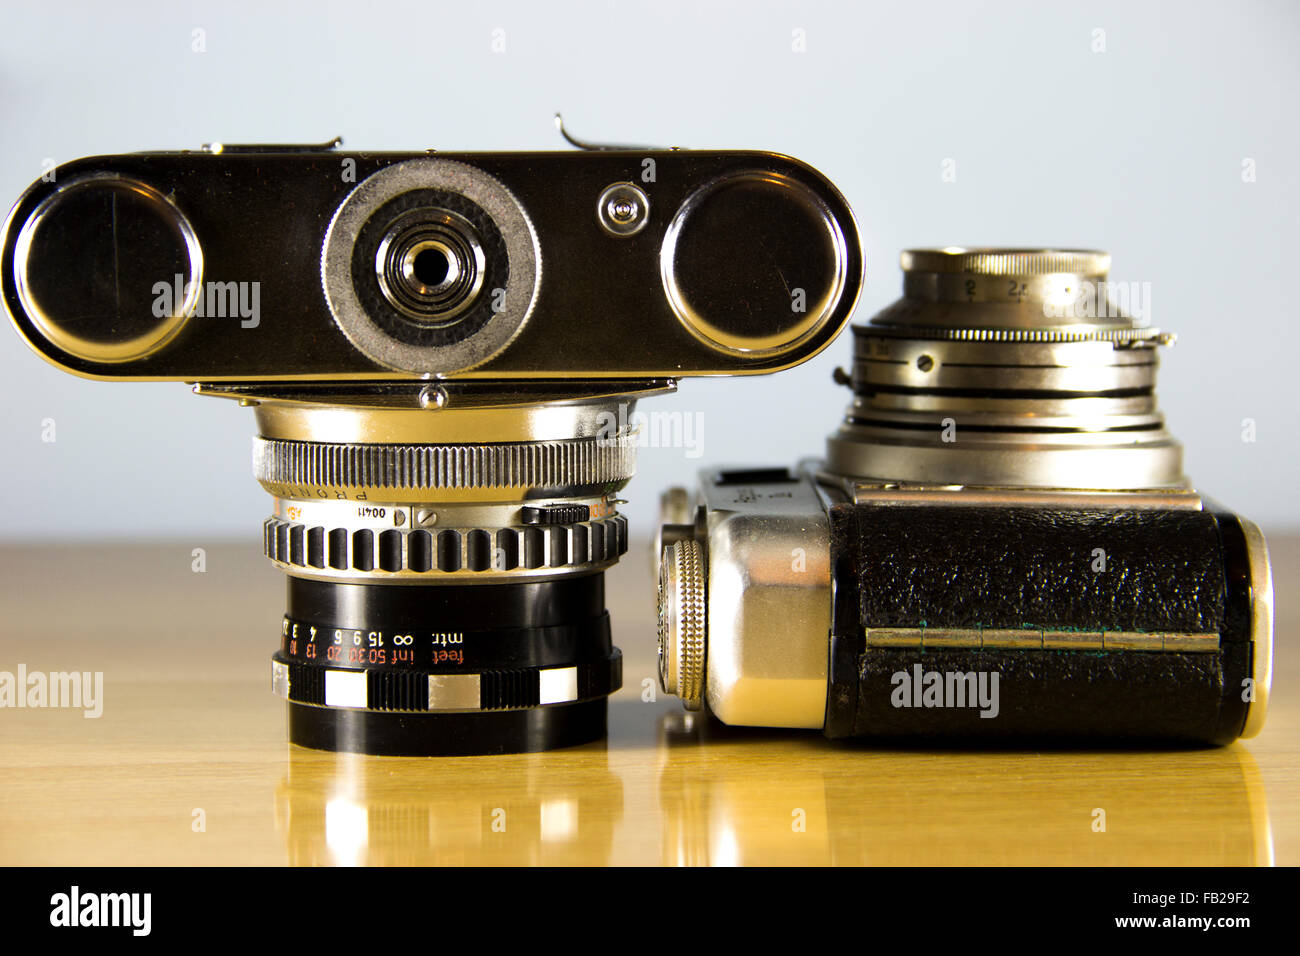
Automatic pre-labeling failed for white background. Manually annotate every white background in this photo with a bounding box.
[0,0,1296,540]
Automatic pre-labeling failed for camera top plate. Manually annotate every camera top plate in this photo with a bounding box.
[3,147,862,382]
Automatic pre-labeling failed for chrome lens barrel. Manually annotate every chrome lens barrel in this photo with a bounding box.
[826,248,1185,490]
[237,390,643,756]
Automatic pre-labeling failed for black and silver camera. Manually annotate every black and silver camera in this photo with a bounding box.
[2,139,862,754]
[656,248,1272,743]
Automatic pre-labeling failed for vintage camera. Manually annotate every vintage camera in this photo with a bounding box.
[657,248,1272,743]
[2,139,862,754]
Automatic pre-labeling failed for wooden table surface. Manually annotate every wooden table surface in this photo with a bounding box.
[0,535,1294,867]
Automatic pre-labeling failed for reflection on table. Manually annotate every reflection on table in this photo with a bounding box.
[276,744,623,866]
[655,712,1272,866]
[273,707,1271,867]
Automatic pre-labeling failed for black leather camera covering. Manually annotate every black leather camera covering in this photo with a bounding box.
[825,504,1255,744]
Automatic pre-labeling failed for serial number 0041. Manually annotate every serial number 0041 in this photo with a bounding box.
[280,618,466,668]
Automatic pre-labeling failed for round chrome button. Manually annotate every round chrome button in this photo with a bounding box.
[596,181,650,237]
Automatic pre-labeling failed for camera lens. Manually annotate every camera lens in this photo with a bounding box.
[826,248,1184,490]
[254,400,638,756]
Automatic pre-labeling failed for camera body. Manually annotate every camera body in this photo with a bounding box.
[657,249,1272,743]
[3,141,862,754]
[3,146,857,380]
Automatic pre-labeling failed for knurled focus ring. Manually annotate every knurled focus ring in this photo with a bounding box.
[900,248,1111,277]
[264,514,629,577]
[253,435,636,495]
[658,538,706,710]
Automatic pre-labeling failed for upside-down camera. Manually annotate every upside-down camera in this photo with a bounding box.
[3,138,862,754]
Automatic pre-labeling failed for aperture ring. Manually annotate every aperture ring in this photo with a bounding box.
[253,435,636,493]
[263,514,629,576]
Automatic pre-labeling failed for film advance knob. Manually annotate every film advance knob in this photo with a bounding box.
[658,538,706,710]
